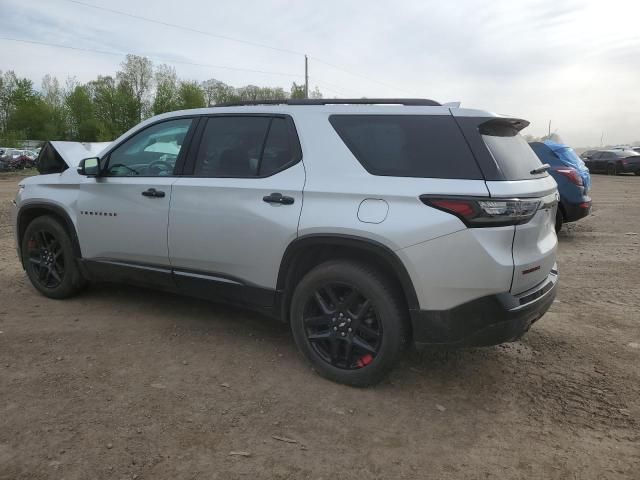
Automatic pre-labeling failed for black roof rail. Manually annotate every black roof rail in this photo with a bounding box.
[214,98,441,107]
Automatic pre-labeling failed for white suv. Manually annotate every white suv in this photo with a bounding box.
[12,99,558,386]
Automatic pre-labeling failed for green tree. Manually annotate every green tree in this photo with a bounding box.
[290,82,306,99]
[177,81,206,109]
[309,86,323,99]
[0,71,18,133]
[153,64,179,115]
[201,78,237,105]
[66,84,98,141]
[117,55,153,122]
[6,78,55,140]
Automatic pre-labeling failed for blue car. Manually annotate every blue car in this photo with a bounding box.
[529,141,592,232]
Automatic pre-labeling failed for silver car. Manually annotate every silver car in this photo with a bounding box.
[12,99,558,386]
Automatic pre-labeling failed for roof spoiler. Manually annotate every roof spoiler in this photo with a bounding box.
[478,117,530,135]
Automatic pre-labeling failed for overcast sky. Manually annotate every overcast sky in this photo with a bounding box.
[1,0,639,146]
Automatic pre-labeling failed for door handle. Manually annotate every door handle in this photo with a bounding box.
[141,188,165,198]
[263,192,294,205]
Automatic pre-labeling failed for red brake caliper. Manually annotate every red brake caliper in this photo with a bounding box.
[356,354,373,368]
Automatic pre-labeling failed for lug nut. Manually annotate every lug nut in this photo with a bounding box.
[341,332,346,336]
[348,328,352,332]
[333,327,338,331]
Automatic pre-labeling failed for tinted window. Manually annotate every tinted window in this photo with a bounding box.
[194,116,298,177]
[329,115,482,179]
[480,122,547,180]
[260,118,297,176]
[107,118,192,176]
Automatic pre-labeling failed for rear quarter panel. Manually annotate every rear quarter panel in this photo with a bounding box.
[294,110,490,250]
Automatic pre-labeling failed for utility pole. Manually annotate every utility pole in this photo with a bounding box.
[304,55,309,99]
[548,120,551,137]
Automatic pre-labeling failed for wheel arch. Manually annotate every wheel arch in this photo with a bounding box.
[17,203,82,266]
[276,234,419,323]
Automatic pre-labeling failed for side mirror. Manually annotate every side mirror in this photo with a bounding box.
[77,157,101,176]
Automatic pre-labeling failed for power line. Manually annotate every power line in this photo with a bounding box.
[66,0,305,57]
[313,79,360,97]
[310,56,416,96]
[64,0,413,95]
[0,37,303,78]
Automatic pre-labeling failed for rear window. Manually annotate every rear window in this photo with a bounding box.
[480,122,547,180]
[329,115,482,179]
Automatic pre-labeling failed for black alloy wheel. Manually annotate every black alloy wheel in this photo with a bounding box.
[21,215,86,299]
[290,260,408,386]
[303,283,382,370]
[25,229,65,289]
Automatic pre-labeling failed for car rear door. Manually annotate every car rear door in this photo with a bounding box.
[168,114,304,307]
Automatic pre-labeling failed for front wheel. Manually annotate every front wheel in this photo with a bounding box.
[21,216,86,299]
[290,260,409,387]
[607,164,617,175]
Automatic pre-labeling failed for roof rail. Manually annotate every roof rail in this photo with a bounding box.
[214,98,441,107]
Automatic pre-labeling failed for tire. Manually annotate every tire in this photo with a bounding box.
[290,260,409,387]
[635,171,640,176]
[21,215,86,299]
[555,208,564,233]
[607,164,617,176]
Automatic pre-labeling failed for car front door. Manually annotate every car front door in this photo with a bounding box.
[77,117,196,282]
[168,115,305,307]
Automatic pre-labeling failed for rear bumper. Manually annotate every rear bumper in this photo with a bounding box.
[410,266,558,348]
[562,197,591,223]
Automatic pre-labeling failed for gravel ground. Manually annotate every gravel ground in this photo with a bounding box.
[0,173,638,479]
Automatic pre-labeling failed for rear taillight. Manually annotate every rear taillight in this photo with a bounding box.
[554,167,583,186]
[421,196,540,227]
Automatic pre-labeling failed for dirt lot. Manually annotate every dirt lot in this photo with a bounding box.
[0,173,638,480]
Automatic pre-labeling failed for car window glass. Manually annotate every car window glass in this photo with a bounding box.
[259,118,295,176]
[330,115,482,179]
[194,117,271,177]
[107,118,193,177]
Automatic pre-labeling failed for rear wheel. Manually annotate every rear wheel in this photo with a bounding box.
[21,216,86,299]
[555,208,564,233]
[290,260,409,387]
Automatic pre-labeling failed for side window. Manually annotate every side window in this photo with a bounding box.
[106,118,193,177]
[194,116,299,178]
[259,117,296,176]
[195,117,270,177]
[330,115,483,179]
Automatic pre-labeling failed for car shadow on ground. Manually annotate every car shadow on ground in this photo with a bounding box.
[73,282,544,389]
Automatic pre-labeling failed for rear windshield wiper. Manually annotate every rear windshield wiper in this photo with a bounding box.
[530,164,550,175]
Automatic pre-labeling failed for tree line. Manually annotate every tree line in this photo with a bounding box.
[0,54,321,145]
